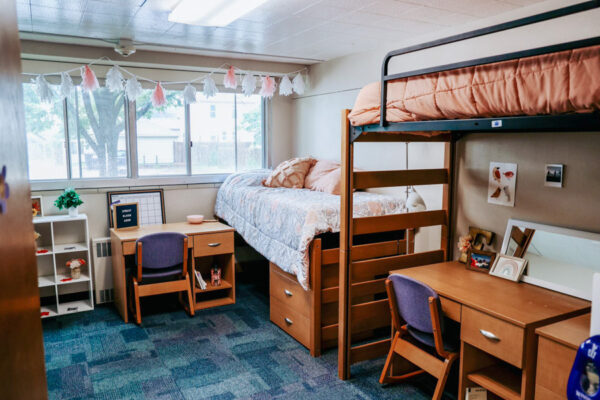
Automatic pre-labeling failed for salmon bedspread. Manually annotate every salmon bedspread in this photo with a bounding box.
[348,45,600,126]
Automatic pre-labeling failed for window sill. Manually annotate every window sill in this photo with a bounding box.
[30,174,230,192]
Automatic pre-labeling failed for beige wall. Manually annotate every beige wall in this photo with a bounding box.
[25,41,299,239]
[291,0,600,253]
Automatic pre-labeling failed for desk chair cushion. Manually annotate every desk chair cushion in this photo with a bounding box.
[135,232,187,270]
[141,264,184,279]
[389,274,442,334]
[407,321,460,353]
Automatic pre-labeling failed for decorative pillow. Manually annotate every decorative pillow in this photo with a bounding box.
[263,157,316,188]
[304,160,342,195]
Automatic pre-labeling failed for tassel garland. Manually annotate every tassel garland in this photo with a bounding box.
[202,76,218,98]
[59,72,74,99]
[125,77,143,102]
[278,75,293,96]
[151,82,166,107]
[292,73,305,95]
[34,75,55,104]
[105,66,124,92]
[182,83,197,104]
[223,66,237,89]
[81,65,99,91]
[259,76,276,98]
[241,73,257,97]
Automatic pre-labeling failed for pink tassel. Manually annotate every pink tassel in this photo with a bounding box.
[81,65,99,91]
[259,76,276,98]
[152,82,166,107]
[223,66,237,89]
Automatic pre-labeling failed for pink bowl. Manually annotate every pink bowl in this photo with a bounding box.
[186,214,204,224]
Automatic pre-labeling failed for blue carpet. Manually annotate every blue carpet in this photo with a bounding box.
[43,284,443,400]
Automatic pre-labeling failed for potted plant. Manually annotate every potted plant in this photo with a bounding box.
[54,188,83,217]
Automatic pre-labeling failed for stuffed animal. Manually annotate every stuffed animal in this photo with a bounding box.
[66,258,86,279]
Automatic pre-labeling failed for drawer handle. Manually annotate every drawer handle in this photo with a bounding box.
[284,289,293,297]
[207,242,221,247]
[284,318,293,325]
[480,329,500,341]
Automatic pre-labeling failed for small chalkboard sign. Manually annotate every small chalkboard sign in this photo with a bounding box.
[112,202,139,230]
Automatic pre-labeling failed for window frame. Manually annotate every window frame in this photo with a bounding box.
[27,89,267,191]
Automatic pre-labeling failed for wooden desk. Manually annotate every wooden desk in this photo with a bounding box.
[535,314,590,399]
[110,221,235,323]
[391,262,590,400]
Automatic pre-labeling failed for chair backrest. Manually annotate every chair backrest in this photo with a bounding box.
[135,232,187,269]
[388,273,440,334]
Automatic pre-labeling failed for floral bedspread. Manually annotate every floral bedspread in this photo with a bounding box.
[214,170,406,290]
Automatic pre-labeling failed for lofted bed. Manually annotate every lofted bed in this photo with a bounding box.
[338,0,600,380]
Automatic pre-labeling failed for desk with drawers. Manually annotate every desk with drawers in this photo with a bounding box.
[391,261,590,400]
[110,221,235,323]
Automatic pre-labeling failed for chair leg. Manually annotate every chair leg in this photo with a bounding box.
[432,355,458,400]
[185,275,195,317]
[132,279,142,325]
[379,333,399,384]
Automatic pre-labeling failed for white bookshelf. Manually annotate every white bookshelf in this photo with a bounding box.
[33,214,94,318]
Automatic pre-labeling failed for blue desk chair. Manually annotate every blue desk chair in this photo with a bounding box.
[380,274,459,400]
[129,232,195,325]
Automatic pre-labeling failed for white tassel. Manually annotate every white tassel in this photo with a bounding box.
[202,75,218,98]
[34,75,55,104]
[279,75,293,96]
[59,72,74,99]
[241,73,257,97]
[292,73,305,95]
[105,66,124,92]
[183,83,197,104]
[125,77,143,102]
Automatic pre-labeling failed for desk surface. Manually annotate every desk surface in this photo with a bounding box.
[110,221,233,242]
[536,313,590,350]
[391,262,590,328]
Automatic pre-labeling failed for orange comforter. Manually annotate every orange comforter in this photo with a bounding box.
[348,45,600,126]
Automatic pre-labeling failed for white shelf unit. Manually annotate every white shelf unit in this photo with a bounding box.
[34,214,94,318]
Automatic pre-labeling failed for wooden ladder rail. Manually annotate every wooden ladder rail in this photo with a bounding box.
[339,109,455,380]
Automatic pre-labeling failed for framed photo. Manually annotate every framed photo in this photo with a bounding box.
[32,196,43,217]
[545,164,563,187]
[466,249,496,273]
[458,226,494,263]
[490,254,528,282]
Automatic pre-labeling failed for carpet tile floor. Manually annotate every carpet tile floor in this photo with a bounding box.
[43,284,449,400]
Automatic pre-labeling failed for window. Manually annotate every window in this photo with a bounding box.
[136,89,186,176]
[23,81,265,185]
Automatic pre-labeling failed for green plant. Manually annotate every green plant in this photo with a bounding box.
[54,188,83,210]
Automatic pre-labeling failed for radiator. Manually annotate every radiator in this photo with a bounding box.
[92,237,114,304]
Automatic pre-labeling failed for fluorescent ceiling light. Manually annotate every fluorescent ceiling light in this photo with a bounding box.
[169,0,269,27]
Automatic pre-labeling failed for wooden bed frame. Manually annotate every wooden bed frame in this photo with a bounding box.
[269,229,415,357]
[337,0,600,381]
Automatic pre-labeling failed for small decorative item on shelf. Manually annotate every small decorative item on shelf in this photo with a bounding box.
[34,231,41,250]
[54,188,83,217]
[66,258,85,279]
[211,265,221,287]
[458,226,495,263]
[32,196,43,217]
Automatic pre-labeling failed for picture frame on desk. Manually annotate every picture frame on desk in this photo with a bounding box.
[490,254,528,282]
[466,249,496,273]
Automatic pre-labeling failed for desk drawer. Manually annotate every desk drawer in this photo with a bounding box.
[461,306,524,368]
[271,296,310,348]
[535,336,576,399]
[193,232,233,257]
[270,265,311,318]
[440,296,461,322]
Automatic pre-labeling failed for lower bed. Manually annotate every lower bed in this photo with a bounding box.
[215,170,413,356]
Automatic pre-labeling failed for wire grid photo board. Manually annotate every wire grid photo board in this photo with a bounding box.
[107,189,165,228]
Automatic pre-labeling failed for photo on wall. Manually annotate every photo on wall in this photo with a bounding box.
[545,164,564,187]
[488,162,517,207]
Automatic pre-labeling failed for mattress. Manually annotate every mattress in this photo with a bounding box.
[214,170,406,290]
[348,44,600,126]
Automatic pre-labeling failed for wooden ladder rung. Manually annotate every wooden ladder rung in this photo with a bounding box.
[353,168,449,189]
[354,210,447,235]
